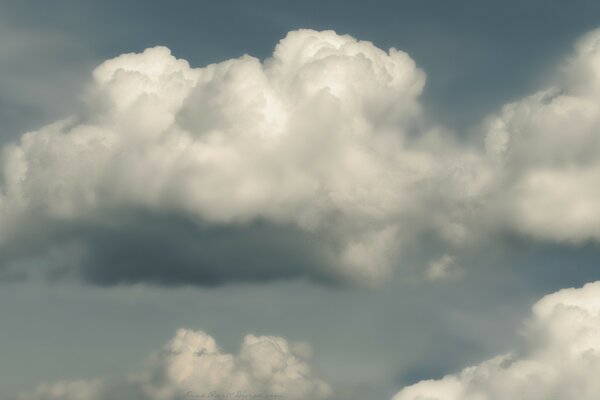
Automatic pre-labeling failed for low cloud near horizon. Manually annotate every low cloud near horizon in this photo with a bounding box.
[19,280,600,400]
[19,329,332,400]
[3,28,600,287]
[393,280,600,400]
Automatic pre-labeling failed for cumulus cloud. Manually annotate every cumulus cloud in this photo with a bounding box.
[393,280,600,400]
[0,29,477,286]
[3,27,600,286]
[481,28,600,242]
[19,329,332,400]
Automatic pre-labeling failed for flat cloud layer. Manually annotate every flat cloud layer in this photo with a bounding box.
[393,280,600,400]
[3,28,600,286]
[19,329,332,400]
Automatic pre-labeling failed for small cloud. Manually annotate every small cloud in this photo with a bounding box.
[19,329,332,400]
[425,255,460,281]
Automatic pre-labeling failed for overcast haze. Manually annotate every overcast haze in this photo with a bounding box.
[3,1,600,399]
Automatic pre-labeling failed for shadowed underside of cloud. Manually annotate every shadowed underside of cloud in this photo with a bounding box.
[3,28,600,286]
[393,280,600,400]
[0,212,344,286]
[19,329,333,400]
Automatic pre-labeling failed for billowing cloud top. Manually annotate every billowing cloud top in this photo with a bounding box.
[20,329,332,400]
[393,281,600,400]
[3,28,600,286]
[482,29,600,242]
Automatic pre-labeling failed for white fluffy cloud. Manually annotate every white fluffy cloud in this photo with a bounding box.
[481,28,600,242]
[393,280,600,400]
[0,29,476,285]
[19,329,332,400]
[3,27,600,286]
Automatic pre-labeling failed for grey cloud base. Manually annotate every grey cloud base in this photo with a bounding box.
[3,28,600,286]
[1,213,342,286]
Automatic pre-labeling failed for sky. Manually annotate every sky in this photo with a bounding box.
[2,1,600,399]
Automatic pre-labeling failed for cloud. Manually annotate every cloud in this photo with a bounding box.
[3,28,600,286]
[19,282,600,400]
[393,280,600,400]
[425,255,460,280]
[19,329,332,400]
[0,29,476,286]
[480,28,600,242]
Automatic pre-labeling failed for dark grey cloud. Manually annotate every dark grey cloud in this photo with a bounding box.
[1,213,342,286]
